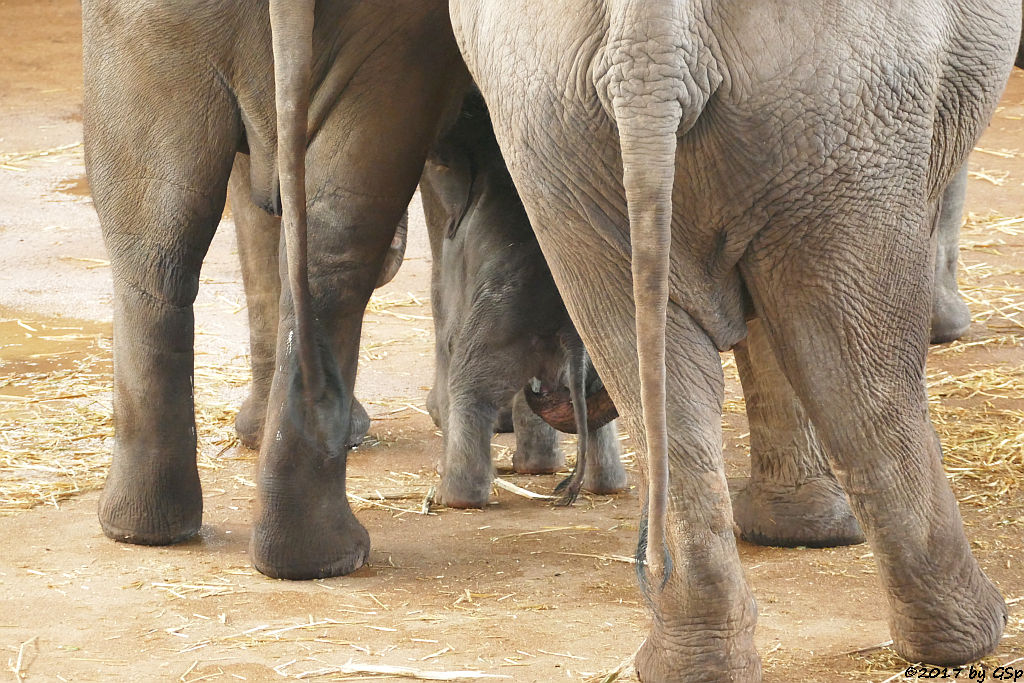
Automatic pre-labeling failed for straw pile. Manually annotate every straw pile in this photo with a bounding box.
[0,348,114,513]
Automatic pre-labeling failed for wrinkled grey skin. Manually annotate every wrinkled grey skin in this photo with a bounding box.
[450,0,1018,677]
[420,92,628,508]
[750,49,1024,547]
[735,165,969,548]
[230,152,407,452]
[83,0,468,580]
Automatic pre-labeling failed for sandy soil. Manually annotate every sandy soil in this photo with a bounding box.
[0,2,1021,681]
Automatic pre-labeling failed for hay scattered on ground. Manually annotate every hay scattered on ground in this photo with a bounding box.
[927,212,1024,507]
[0,341,247,515]
[366,293,432,321]
[846,635,1024,682]
[929,366,1024,508]
[0,142,83,172]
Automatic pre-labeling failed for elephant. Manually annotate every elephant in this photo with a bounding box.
[445,0,1019,677]
[419,89,628,507]
[83,0,470,579]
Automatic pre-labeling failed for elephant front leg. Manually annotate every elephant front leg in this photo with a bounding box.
[731,318,864,548]
[438,342,529,508]
[230,155,283,450]
[438,398,500,509]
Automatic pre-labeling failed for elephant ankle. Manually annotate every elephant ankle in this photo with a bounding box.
[888,563,1006,666]
[635,598,761,682]
[582,463,628,495]
[732,475,865,548]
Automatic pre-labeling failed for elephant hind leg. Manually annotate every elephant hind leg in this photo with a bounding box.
[230,154,282,451]
[230,155,374,452]
[580,420,628,495]
[742,207,1005,666]
[86,75,241,545]
[623,307,759,681]
[732,318,864,548]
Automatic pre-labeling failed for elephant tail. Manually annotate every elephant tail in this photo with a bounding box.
[269,0,323,402]
[600,0,713,593]
[614,96,681,588]
[552,331,590,507]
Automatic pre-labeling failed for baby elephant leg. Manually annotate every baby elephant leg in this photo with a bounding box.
[439,338,530,507]
[581,420,628,495]
[511,388,565,474]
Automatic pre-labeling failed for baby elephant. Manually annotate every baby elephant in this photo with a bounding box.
[421,90,627,508]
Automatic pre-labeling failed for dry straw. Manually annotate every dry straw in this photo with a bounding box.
[0,336,248,514]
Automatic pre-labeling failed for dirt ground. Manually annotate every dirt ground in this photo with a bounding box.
[0,2,1021,681]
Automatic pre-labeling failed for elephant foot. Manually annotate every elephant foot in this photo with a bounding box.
[733,476,865,548]
[99,463,202,545]
[437,466,492,509]
[634,595,761,682]
[930,289,971,344]
[251,454,370,580]
[889,566,1006,666]
[347,398,370,448]
[582,464,628,495]
[512,446,564,475]
[635,639,762,683]
[235,392,265,450]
